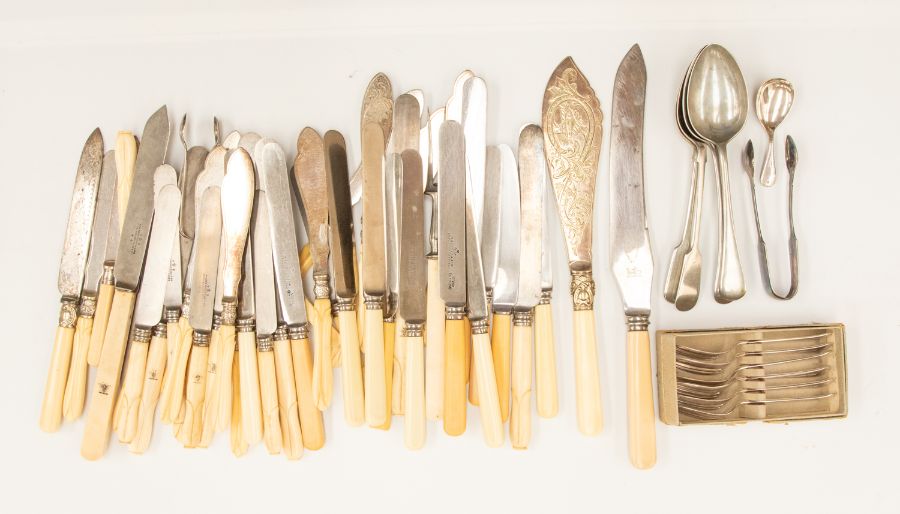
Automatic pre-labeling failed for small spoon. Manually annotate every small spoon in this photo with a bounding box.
[756,79,795,187]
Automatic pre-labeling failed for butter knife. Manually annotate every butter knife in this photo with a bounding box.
[424,107,446,421]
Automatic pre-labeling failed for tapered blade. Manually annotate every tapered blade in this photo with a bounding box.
[252,190,276,335]
[81,149,116,297]
[460,77,487,239]
[516,125,546,310]
[134,185,181,328]
[438,121,466,307]
[384,153,401,316]
[179,146,209,276]
[542,58,602,270]
[324,131,356,300]
[397,150,426,324]
[189,186,222,333]
[491,144,520,311]
[361,122,386,297]
[480,146,502,292]
[184,147,226,293]
[464,152,488,323]
[609,44,653,317]
[294,128,329,279]
[153,165,183,310]
[220,149,255,301]
[58,128,103,299]
[541,187,553,291]
[114,106,170,291]
[255,139,307,326]
[238,238,254,320]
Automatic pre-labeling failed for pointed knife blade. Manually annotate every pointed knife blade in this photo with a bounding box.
[438,120,466,308]
[324,131,356,300]
[58,128,104,299]
[294,128,330,278]
[398,150,426,324]
[609,44,652,316]
[252,190,276,336]
[189,186,222,333]
[221,149,255,301]
[361,122,386,298]
[114,106,170,291]
[134,184,182,328]
[515,125,546,310]
[81,149,116,297]
[491,144,520,311]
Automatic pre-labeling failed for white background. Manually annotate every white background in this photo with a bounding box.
[2,1,899,512]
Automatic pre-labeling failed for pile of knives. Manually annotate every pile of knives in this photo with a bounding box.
[39,44,658,469]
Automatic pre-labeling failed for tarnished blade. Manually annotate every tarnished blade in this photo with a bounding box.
[464,150,488,323]
[184,146,226,293]
[252,191,276,336]
[384,153,401,316]
[361,122,386,297]
[324,131,356,299]
[515,125,546,311]
[480,146,502,291]
[541,58,603,270]
[221,149,255,301]
[189,186,222,333]
[58,128,103,299]
[398,150,426,324]
[609,44,653,317]
[114,106,171,291]
[393,94,421,154]
[541,186,553,291]
[460,77,487,238]
[294,128,329,279]
[491,144,520,312]
[361,72,394,145]
[238,238,254,319]
[134,185,181,328]
[179,146,209,274]
[152,165,183,309]
[438,121,466,307]
[82,149,116,297]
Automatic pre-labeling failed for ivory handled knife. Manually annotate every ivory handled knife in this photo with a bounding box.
[81,106,169,460]
[383,154,399,424]
[85,167,119,368]
[510,125,546,449]
[324,130,365,427]
[62,147,115,421]
[542,57,605,436]
[424,108,446,421]
[236,206,262,447]
[609,44,656,469]
[39,128,103,433]
[294,128,333,412]
[535,186,558,419]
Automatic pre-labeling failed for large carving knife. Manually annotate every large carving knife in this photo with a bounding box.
[438,120,468,436]
[542,58,604,436]
[39,128,103,433]
[294,128,333,412]
[535,186,558,419]
[324,130,365,427]
[62,147,115,421]
[81,106,169,460]
[424,108,446,420]
[511,125,546,449]
[609,44,656,469]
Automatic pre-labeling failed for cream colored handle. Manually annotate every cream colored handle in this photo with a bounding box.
[468,317,479,406]
[81,289,135,460]
[87,282,114,366]
[392,316,406,415]
[274,338,303,460]
[177,342,208,448]
[215,324,236,433]
[534,302,559,418]
[199,327,222,446]
[443,317,467,436]
[292,336,325,450]
[161,317,191,424]
[627,330,657,469]
[425,259,445,420]
[129,331,167,454]
[63,313,92,421]
[258,348,282,454]
[115,131,136,232]
[115,336,149,443]
[573,309,603,436]
[338,310,364,426]
[403,334,425,450]
[230,354,249,457]
[375,320,394,430]
[491,312,511,422]
[510,320,533,449]
[40,314,75,433]
[473,331,503,448]
[157,318,181,423]
[311,297,333,411]
[364,307,387,427]
[237,330,263,445]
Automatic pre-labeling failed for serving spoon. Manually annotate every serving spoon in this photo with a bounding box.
[756,78,795,187]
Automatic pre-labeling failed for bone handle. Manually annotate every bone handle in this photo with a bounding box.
[534,300,559,418]
[129,325,167,454]
[40,299,77,433]
[375,319,394,430]
[424,258,445,420]
[392,315,406,415]
[510,313,533,449]
[199,325,223,446]
[87,279,114,366]
[273,333,303,460]
[257,340,282,454]
[473,330,503,448]
[311,296,334,411]
[230,353,249,457]
[364,305,387,427]
[214,323,236,433]
[403,331,425,450]
[62,304,93,421]
[290,331,324,451]
[573,307,603,436]
[337,308,364,426]
[442,314,467,436]
[115,131,136,232]
[491,312,512,422]
[176,334,209,448]
[237,328,263,445]
[115,330,150,443]
[627,329,657,469]
[161,316,192,424]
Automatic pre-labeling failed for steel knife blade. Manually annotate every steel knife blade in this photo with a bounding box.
[464,149,488,323]
[384,152,401,316]
[58,128,104,299]
[398,150,426,325]
[114,106,170,291]
[252,190,276,336]
[491,144,520,312]
[460,77,487,238]
[294,128,330,280]
[134,184,182,328]
[446,70,474,122]
[221,149,255,302]
[189,186,222,333]
[361,72,394,145]
[361,122,386,298]
[81,149,116,297]
[152,165,183,310]
[609,44,652,317]
[480,146,502,294]
[393,94,421,154]
[184,147,227,294]
[179,146,209,276]
[515,125,546,311]
[541,187,553,292]
[239,238,255,320]
[424,108,445,257]
[438,120,466,308]
[324,130,356,300]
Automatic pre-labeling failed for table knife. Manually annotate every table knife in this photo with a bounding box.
[478,144,503,409]
[62,147,114,421]
[377,152,399,428]
[438,120,468,436]
[395,149,427,449]
[324,130,365,427]
[487,144,519,423]
[535,185,558,419]
[39,128,103,433]
[86,155,120,368]
[236,207,263,449]
[542,58,604,436]
[511,125,546,449]
[294,127,333,412]
[81,106,169,460]
[424,107,446,420]
[609,44,656,469]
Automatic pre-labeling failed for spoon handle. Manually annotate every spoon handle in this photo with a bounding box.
[760,132,777,187]
[710,144,745,303]
[663,145,704,304]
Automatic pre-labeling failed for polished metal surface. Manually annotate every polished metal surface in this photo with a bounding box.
[541,57,602,271]
[515,124,546,311]
[252,190,276,336]
[393,93,421,154]
[480,146,503,292]
[58,128,104,299]
[184,146,226,292]
[384,153,401,316]
[464,164,488,323]
[222,130,241,150]
[188,186,222,333]
[152,165,183,310]
[361,122,387,297]
[134,185,181,328]
[609,44,653,323]
[540,186,553,292]
[114,106,171,291]
[460,77,487,237]
[179,146,209,274]
[755,78,795,187]
[445,70,474,122]
[324,131,356,300]
[685,44,747,303]
[294,128,330,278]
[361,72,394,145]
[238,238,255,319]
[398,150,426,325]
[424,108,445,257]
[438,120,467,307]
[81,149,116,296]
[255,139,308,326]
[221,148,255,301]
[491,144,520,312]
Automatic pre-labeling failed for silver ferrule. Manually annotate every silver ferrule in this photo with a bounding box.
[364,293,384,311]
[403,321,424,338]
[314,272,331,300]
[58,297,78,328]
[513,310,534,327]
[470,318,489,335]
[626,314,650,332]
[192,331,210,347]
[220,300,238,325]
[334,296,356,312]
[236,317,255,333]
[485,289,494,315]
[540,289,552,305]
[257,334,273,352]
[78,295,97,318]
[100,262,115,285]
[181,291,191,318]
[273,324,289,342]
[132,326,152,344]
[288,323,309,341]
[164,306,181,323]
[212,313,222,330]
[445,304,465,321]
[152,323,167,338]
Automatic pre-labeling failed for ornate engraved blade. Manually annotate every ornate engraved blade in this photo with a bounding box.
[361,72,393,146]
